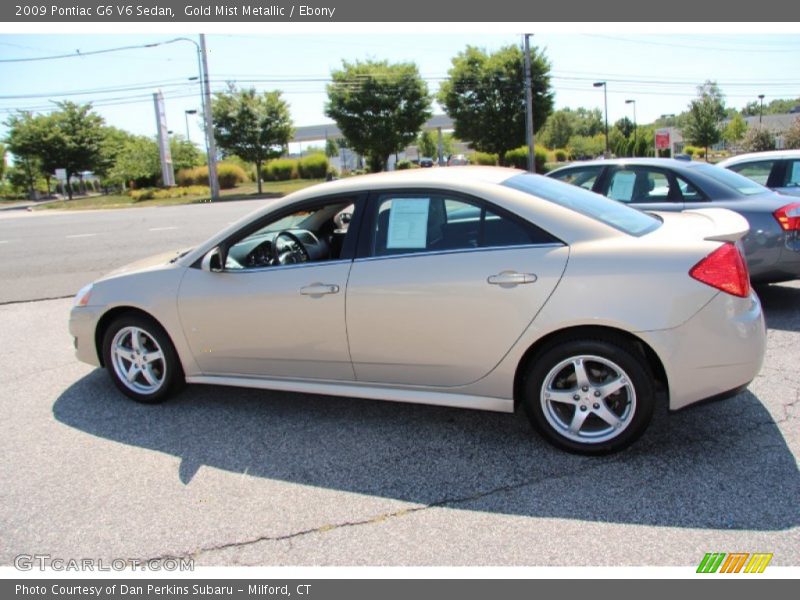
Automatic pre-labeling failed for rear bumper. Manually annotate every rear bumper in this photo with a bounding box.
[639,290,766,411]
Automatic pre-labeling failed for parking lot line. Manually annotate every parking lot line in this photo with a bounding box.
[65,233,97,238]
[149,226,179,232]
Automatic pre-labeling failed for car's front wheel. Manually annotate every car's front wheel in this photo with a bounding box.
[102,313,183,403]
[522,337,654,454]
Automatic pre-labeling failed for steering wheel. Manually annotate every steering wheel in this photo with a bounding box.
[271,231,310,265]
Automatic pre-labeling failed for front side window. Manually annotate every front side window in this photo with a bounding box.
[371,194,553,257]
[549,166,604,191]
[223,198,357,270]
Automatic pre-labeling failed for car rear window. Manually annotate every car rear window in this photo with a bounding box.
[502,173,661,236]
[690,163,767,196]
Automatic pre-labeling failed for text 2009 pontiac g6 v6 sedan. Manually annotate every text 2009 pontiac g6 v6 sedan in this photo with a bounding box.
[70,167,765,454]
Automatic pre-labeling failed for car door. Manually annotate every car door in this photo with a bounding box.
[345,191,569,387]
[176,197,362,381]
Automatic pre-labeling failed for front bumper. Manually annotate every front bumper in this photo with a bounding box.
[69,305,104,367]
[639,290,766,411]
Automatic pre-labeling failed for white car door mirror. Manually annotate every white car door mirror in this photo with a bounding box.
[201,247,224,273]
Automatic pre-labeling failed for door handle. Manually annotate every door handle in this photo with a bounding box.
[300,283,340,296]
[487,271,537,286]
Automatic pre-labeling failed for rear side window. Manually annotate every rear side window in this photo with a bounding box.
[727,160,774,186]
[505,173,661,237]
[371,194,556,257]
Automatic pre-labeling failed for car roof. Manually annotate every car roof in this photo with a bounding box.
[290,166,522,199]
[717,149,800,166]
[549,157,709,172]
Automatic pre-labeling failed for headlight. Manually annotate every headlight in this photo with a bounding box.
[73,283,93,307]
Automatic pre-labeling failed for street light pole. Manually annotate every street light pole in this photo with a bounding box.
[198,34,220,202]
[625,99,637,156]
[184,109,197,142]
[523,33,535,173]
[758,94,765,125]
[594,81,609,157]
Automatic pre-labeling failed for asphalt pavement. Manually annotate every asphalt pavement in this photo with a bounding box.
[0,200,265,303]
[0,204,797,567]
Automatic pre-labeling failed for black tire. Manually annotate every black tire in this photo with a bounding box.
[521,336,654,455]
[101,313,184,404]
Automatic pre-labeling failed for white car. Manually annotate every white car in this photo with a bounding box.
[718,150,800,196]
[69,167,766,454]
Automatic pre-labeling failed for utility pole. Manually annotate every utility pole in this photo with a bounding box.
[594,81,609,157]
[199,34,220,201]
[523,33,535,173]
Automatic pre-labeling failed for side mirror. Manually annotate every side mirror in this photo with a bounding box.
[201,247,224,273]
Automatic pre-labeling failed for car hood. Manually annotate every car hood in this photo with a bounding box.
[100,248,193,280]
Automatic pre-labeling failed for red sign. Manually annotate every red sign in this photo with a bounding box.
[655,128,671,150]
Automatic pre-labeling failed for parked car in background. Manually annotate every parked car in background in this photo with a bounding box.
[547,158,800,283]
[419,157,435,168]
[448,154,469,166]
[717,150,800,197]
[70,168,766,455]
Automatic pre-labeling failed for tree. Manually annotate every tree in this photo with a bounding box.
[4,111,48,198]
[324,138,339,158]
[741,127,776,152]
[48,102,106,200]
[723,113,748,149]
[326,59,432,172]
[212,84,293,194]
[417,130,437,158]
[682,81,727,160]
[109,136,161,188]
[170,136,203,171]
[784,117,800,150]
[539,110,574,149]
[438,45,554,165]
[614,117,635,140]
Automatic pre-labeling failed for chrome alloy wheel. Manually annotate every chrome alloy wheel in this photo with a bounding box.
[110,326,167,395]
[540,354,637,444]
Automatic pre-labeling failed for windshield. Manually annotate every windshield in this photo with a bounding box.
[690,163,768,196]
[503,173,661,237]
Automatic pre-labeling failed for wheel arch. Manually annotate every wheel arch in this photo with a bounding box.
[94,306,172,368]
[512,325,668,411]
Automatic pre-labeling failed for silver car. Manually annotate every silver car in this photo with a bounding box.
[69,167,766,454]
[718,150,800,197]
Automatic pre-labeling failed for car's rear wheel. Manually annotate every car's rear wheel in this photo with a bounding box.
[522,337,654,454]
[102,314,183,403]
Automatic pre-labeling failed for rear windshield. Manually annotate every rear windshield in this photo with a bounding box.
[690,163,767,196]
[502,173,661,237]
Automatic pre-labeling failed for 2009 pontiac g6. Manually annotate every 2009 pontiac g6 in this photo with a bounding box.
[70,167,766,454]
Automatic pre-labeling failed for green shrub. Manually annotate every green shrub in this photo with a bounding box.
[684,146,696,157]
[554,148,568,162]
[503,146,547,173]
[395,160,416,170]
[176,163,246,189]
[217,163,248,189]
[129,189,155,202]
[297,153,329,179]
[262,158,298,181]
[469,151,498,166]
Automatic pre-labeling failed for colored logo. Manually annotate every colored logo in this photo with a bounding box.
[696,552,773,573]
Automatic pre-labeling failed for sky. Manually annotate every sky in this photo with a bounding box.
[1,28,799,150]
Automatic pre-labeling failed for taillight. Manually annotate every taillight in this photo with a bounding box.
[774,202,800,231]
[689,243,751,298]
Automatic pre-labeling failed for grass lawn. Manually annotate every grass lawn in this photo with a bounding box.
[35,179,326,211]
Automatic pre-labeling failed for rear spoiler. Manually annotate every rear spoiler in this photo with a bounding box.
[681,208,750,243]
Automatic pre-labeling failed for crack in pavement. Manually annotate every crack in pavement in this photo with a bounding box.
[146,454,626,563]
